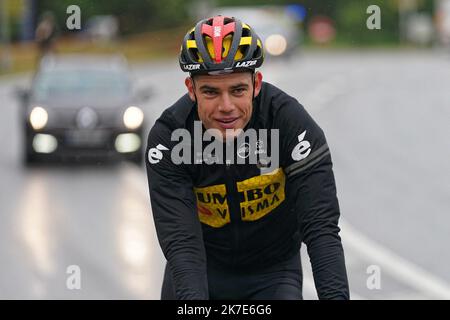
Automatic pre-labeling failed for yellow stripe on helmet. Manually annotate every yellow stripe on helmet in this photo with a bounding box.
[239,37,252,46]
[186,40,197,49]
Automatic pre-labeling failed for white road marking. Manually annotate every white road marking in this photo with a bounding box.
[340,220,450,299]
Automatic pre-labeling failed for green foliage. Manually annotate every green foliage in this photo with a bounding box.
[213,0,400,44]
[335,0,399,45]
[28,0,436,44]
[36,0,190,34]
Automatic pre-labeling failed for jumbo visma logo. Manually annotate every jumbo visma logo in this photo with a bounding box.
[238,168,285,221]
[194,168,285,228]
[194,184,230,228]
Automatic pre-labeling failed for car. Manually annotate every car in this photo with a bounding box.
[208,6,302,58]
[16,54,151,166]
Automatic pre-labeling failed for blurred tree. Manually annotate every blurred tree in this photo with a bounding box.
[335,0,400,45]
[3,0,26,41]
[35,0,190,35]
[30,0,434,45]
[214,0,338,18]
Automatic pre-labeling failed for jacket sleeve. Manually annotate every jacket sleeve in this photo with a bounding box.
[277,99,350,300]
[145,116,208,300]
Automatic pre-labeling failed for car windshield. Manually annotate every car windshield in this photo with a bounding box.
[32,70,131,100]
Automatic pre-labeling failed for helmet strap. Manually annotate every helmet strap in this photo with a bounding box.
[252,71,256,101]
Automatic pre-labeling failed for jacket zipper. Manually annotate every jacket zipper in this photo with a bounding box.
[224,162,241,269]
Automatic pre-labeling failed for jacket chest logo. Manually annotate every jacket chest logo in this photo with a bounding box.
[194,168,285,228]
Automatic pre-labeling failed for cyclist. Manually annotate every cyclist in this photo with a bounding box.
[145,15,349,300]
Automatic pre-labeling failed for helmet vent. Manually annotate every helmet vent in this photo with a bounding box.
[241,28,250,37]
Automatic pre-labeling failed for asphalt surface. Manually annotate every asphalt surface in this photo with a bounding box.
[1,49,449,299]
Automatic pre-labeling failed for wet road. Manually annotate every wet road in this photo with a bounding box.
[1,49,449,299]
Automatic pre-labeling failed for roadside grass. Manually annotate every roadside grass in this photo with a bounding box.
[0,27,185,76]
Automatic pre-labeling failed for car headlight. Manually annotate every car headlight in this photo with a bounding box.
[32,134,57,153]
[265,34,288,56]
[123,106,144,130]
[29,106,48,130]
[115,133,141,153]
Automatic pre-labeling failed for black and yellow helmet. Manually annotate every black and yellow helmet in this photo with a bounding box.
[179,15,264,75]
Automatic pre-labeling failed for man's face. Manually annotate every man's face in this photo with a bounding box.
[185,71,263,140]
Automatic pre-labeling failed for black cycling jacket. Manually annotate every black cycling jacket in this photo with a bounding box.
[145,82,349,300]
